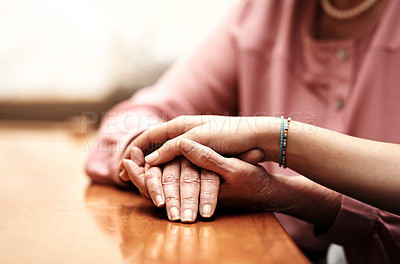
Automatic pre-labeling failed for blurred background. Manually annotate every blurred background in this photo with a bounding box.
[0,3,252,262]
[0,0,238,124]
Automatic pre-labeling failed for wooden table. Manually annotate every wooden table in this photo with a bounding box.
[0,121,309,264]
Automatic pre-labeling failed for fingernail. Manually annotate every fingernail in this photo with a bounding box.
[169,207,180,221]
[181,209,193,222]
[155,195,164,207]
[202,204,212,218]
[145,151,159,163]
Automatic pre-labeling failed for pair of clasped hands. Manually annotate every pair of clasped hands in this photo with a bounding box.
[119,115,281,223]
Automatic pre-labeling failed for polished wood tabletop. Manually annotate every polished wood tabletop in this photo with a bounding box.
[0,121,309,264]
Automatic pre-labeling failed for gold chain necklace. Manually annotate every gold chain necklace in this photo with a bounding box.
[320,0,380,20]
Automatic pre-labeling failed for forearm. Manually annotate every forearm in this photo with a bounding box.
[261,119,400,214]
[272,175,342,229]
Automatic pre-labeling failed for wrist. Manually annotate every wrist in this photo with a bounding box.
[272,175,342,228]
[254,116,282,162]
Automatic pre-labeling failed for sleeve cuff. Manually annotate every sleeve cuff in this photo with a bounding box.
[315,195,379,247]
[85,109,165,187]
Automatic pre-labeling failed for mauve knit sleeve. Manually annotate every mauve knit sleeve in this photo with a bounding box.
[316,196,400,263]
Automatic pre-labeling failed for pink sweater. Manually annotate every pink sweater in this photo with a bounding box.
[86,0,400,262]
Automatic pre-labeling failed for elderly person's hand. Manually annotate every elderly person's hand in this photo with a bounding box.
[123,138,281,217]
[173,138,280,210]
[139,137,341,231]
[119,133,264,223]
[122,151,210,223]
[117,115,270,223]
[120,144,206,223]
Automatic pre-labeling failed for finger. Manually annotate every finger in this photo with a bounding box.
[180,159,200,223]
[145,165,165,207]
[122,145,131,161]
[119,159,124,170]
[144,124,253,166]
[119,169,130,181]
[162,160,181,221]
[145,137,183,166]
[130,146,145,166]
[236,148,265,164]
[122,140,136,161]
[122,159,150,198]
[119,145,145,181]
[177,138,250,177]
[199,169,219,218]
[118,159,127,181]
[133,115,206,154]
[144,117,261,166]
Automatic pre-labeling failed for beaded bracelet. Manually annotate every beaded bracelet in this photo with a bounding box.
[279,116,291,168]
[279,116,284,167]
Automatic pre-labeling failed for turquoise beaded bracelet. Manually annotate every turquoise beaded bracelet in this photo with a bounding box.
[279,116,284,167]
[279,116,291,168]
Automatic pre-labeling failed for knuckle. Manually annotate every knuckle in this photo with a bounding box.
[162,173,179,186]
[197,150,212,164]
[148,185,160,194]
[181,172,200,184]
[181,196,198,205]
[145,171,154,180]
[165,195,179,204]
[162,140,172,149]
[131,168,143,179]
[202,178,220,188]
[164,139,179,151]
[201,172,219,182]
[145,169,160,181]
[201,191,217,200]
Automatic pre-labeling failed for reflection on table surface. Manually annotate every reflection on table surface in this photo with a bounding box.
[85,184,308,264]
[0,122,308,264]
